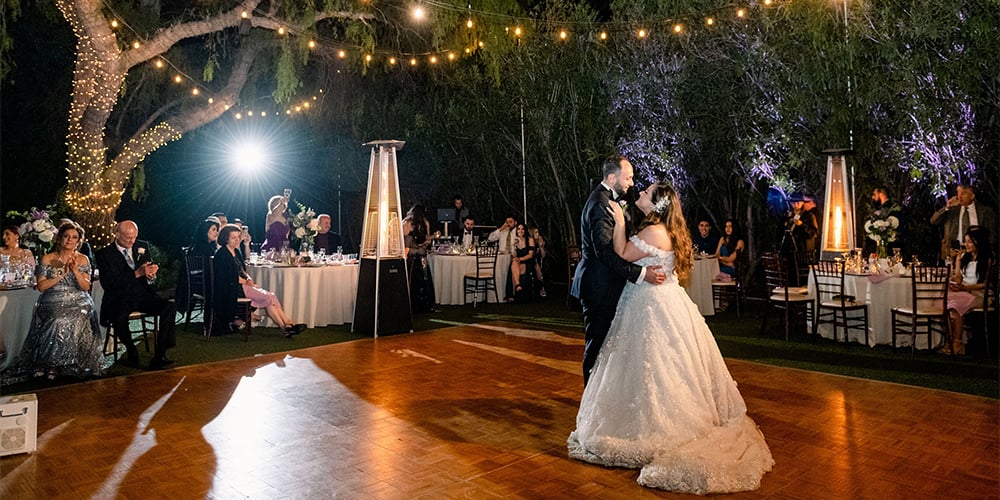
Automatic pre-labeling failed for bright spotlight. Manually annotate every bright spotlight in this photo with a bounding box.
[230,141,269,174]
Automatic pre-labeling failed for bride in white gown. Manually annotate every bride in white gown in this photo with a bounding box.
[567,183,773,494]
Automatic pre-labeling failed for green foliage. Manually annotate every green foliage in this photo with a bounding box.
[273,41,303,103]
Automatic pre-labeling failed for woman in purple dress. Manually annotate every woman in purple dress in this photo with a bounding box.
[261,194,290,252]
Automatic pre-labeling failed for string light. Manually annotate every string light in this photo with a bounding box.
[132,41,140,49]
[154,59,164,68]
[338,50,346,58]
[599,31,608,40]
[559,30,568,40]
[277,26,286,35]
[430,55,438,63]
[673,24,683,33]
[706,17,715,26]
[638,29,647,38]
[309,40,316,48]
[737,9,746,17]
[110,20,119,29]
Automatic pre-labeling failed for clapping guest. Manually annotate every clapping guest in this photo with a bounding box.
[714,219,745,278]
[1,225,35,267]
[5,223,107,381]
[190,218,221,258]
[213,225,305,337]
[507,224,535,302]
[96,221,176,369]
[941,226,992,356]
[261,194,291,252]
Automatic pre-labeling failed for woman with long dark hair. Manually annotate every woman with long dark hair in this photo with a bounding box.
[402,204,436,312]
[942,225,993,355]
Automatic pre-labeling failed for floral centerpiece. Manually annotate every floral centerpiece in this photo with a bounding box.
[5,206,58,257]
[863,204,901,258]
[289,202,319,251]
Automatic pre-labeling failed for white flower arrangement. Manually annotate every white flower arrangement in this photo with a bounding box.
[864,207,900,245]
[290,202,319,249]
[6,206,58,256]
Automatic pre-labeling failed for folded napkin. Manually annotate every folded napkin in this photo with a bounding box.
[867,272,893,284]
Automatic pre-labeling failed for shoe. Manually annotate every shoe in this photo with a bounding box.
[229,320,245,333]
[149,356,176,370]
[292,323,306,334]
[539,288,547,297]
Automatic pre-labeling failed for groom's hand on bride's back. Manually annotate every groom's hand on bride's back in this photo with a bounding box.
[643,265,666,285]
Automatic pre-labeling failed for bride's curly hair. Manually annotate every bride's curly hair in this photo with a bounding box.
[637,183,693,281]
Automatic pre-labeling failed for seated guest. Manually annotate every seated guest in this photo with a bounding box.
[4,222,107,381]
[715,219,745,278]
[940,226,992,356]
[189,218,221,258]
[459,216,477,247]
[213,225,305,337]
[231,218,253,259]
[96,221,176,369]
[488,215,518,253]
[0,225,35,267]
[529,226,547,297]
[314,214,343,254]
[508,224,535,302]
[211,212,228,226]
[261,194,291,252]
[402,204,436,313]
[692,218,720,255]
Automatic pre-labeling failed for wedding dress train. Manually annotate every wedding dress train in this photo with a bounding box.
[568,236,773,494]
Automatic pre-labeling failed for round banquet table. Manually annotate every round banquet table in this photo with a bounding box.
[806,272,936,348]
[247,263,359,328]
[427,252,513,305]
[681,257,720,316]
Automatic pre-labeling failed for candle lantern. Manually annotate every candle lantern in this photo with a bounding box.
[352,140,413,337]
[819,148,855,260]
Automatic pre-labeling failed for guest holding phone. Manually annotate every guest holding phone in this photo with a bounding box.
[213,224,305,337]
[262,190,291,252]
[95,220,176,369]
[940,226,992,355]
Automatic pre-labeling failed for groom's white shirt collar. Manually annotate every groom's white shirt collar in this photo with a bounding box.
[601,181,618,200]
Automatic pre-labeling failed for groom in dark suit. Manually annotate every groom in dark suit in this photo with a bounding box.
[96,220,176,369]
[571,156,666,385]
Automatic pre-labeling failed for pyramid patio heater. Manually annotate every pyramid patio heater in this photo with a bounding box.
[352,140,413,337]
[819,148,856,261]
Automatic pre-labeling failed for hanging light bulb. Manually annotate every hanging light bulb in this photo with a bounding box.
[559,30,568,40]
[673,24,683,33]
[110,20,119,29]
[308,40,316,49]
[412,5,425,19]
[737,9,746,17]
[599,31,608,40]
[638,29,647,38]
[706,17,715,26]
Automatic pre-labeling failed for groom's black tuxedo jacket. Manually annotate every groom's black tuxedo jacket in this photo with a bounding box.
[95,240,156,326]
[571,185,642,306]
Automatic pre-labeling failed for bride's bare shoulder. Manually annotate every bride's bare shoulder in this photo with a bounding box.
[636,225,672,252]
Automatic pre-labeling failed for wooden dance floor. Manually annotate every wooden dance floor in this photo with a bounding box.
[2,322,997,499]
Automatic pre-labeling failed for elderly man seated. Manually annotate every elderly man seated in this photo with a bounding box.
[314,214,343,254]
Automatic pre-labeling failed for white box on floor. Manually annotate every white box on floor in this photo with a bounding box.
[0,393,37,456]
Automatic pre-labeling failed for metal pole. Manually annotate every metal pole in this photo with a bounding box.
[520,103,527,224]
[843,0,858,248]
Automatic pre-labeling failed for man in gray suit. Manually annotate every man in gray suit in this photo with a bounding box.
[930,184,997,260]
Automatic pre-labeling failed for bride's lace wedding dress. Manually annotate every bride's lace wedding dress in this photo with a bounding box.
[568,236,774,494]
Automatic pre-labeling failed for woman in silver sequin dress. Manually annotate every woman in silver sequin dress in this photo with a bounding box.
[6,222,108,381]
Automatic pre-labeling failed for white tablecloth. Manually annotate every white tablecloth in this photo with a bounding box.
[0,281,104,369]
[427,253,513,305]
[807,273,938,348]
[247,264,359,328]
[681,257,719,316]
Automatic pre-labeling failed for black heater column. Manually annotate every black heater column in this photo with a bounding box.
[352,140,413,337]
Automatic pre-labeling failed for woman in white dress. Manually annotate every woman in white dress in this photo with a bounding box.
[567,183,773,494]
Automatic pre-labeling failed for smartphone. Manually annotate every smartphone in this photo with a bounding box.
[950,241,962,250]
[283,188,292,198]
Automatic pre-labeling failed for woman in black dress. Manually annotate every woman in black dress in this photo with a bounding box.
[402,204,436,313]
